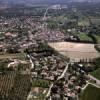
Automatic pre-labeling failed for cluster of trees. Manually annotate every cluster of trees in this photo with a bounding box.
[94,45,100,52]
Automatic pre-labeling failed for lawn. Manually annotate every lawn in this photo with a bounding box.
[32,78,51,88]
[0,32,4,38]
[78,32,92,42]
[91,68,100,80]
[81,84,100,100]
[90,57,100,80]
[93,35,100,43]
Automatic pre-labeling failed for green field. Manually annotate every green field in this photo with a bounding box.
[78,16,90,26]
[78,32,92,42]
[90,57,100,80]
[91,68,100,80]
[32,78,51,88]
[93,35,100,43]
[48,15,68,21]
[78,20,90,26]
[81,85,100,100]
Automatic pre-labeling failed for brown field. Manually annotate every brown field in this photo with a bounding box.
[0,53,26,59]
[90,18,100,25]
[48,42,100,62]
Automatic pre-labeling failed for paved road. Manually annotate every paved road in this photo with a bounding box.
[46,63,69,98]
[88,74,100,86]
[82,82,100,91]
[43,7,49,21]
[57,63,69,80]
[82,74,100,91]
[46,83,54,98]
[27,54,34,69]
[7,60,19,68]
[42,6,51,29]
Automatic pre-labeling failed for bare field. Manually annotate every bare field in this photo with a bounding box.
[0,53,26,59]
[48,42,100,62]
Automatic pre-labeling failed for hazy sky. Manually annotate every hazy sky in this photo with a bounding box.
[0,0,99,4]
[0,0,98,1]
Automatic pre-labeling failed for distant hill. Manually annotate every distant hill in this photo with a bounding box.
[0,0,100,6]
[0,0,68,4]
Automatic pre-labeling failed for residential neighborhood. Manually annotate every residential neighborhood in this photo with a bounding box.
[0,1,100,100]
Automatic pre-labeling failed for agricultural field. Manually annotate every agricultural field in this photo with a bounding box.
[0,72,31,100]
[80,85,100,100]
[47,15,68,29]
[48,42,99,62]
[76,11,90,26]
[49,16,68,22]
[0,71,16,99]
[8,74,31,100]
[78,18,90,26]
[46,14,78,30]
[90,18,100,25]
[32,78,51,88]
[0,53,26,60]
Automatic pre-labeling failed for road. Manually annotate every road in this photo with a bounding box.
[88,74,100,86]
[57,63,69,80]
[43,7,49,21]
[7,60,19,68]
[42,6,54,28]
[82,81,100,91]
[46,83,54,98]
[46,63,69,99]
[82,74,100,91]
[27,54,34,69]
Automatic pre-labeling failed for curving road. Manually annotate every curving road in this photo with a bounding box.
[46,63,69,99]
[27,54,34,69]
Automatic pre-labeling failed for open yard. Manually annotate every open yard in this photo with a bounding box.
[32,78,51,88]
[91,68,100,80]
[80,84,100,100]
[77,32,92,42]
[29,87,48,100]
[93,35,100,44]
[48,42,99,62]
